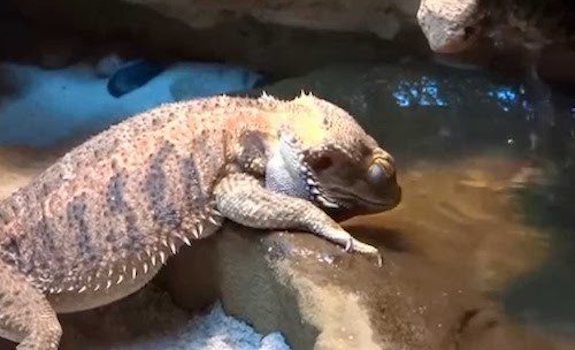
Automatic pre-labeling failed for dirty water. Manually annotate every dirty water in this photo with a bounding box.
[1,58,575,348]
[359,63,575,340]
[254,59,575,347]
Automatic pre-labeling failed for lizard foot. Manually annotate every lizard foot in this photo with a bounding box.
[0,259,62,349]
[350,238,383,267]
[321,227,383,267]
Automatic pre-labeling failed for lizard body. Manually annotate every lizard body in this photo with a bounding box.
[0,93,401,349]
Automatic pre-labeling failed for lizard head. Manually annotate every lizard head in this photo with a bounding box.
[417,0,484,53]
[265,92,401,220]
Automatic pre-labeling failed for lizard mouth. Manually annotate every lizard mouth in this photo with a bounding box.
[299,161,341,209]
[277,131,341,209]
[296,152,401,212]
[302,168,399,211]
[279,131,396,211]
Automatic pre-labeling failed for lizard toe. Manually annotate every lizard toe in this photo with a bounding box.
[350,239,383,267]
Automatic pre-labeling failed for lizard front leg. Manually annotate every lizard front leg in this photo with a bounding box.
[0,259,61,350]
[214,173,382,265]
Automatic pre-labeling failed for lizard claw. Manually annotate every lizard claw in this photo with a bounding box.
[344,237,354,252]
[317,226,383,267]
[349,238,383,267]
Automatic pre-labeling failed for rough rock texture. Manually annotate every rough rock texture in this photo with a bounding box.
[416,0,479,53]
[417,0,575,52]
[122,0,419,41]
[12,0,427,76]
[416,0,575,83]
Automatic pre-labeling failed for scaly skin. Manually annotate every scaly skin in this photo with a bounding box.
[0,92,401,349]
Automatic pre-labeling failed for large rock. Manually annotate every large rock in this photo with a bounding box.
[160,152,570,349]
[416,0,575,83]
[121,0,419,41]
[417,0,575,53]
[416,0,479,54]
[13,0,427,76]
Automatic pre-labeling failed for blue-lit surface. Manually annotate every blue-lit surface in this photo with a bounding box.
[392,75,535,115]
[0,61,262,147]
[392,76,448,108]
[487,85,521,112]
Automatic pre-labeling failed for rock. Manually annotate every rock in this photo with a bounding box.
[38,35,84,69]
[13,0,425,76]
[122,0,419,41]
[417,0,575,53]
[416,0,479,54]
[416,0,575,85]
[160,212,562,349]
[94,52,127,78]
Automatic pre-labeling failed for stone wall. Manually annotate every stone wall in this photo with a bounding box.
[12,0,427,76]
[122,0,420,40]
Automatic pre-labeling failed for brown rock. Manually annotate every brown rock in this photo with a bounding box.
[122,0,419,40]
[158,150,564,349]
[12,0,425,76]
[417,0,480,53]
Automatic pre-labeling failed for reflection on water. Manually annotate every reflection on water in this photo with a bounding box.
[504,151,575,336]
[378,155,549,294]
[378,66,575,340]
[392,76,448,107]
[257,58,575,343]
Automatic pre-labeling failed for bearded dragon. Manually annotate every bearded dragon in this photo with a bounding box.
[0,92,401,349]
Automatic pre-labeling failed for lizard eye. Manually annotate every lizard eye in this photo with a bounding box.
[367,159,393,185]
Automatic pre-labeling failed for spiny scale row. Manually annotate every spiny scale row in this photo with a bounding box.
[43,208,223,295]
